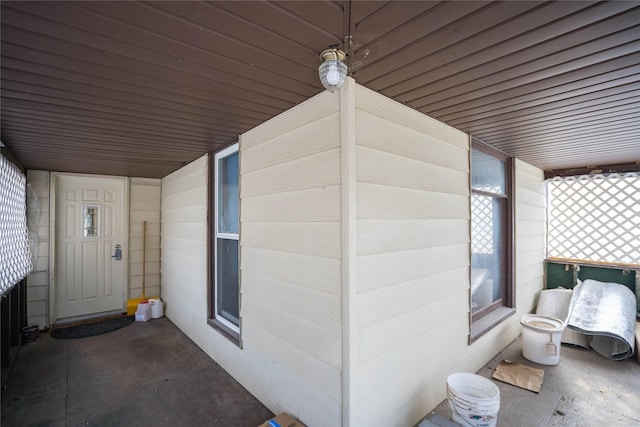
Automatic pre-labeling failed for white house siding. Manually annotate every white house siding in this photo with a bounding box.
[161,155,208,333]
[240,90,343,426]
[128,178,161,299]
[351,85,546,427]
[514,159,546,312]
[161,90,343,427]
[352,85,470,427]
[160,83,546,427]
[26,170,50,329]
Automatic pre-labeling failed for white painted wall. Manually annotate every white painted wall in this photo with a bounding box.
[129,178,161,299]
[161,155,209,333]
[351,84,546,427]
[352,85,472,427]
[241,90,343,426]
[160,81,546,427]
[161,90,343,427]
[514,159,547,312]
[26,170,50,328]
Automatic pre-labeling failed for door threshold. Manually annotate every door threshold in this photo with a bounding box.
[53,310,126,328]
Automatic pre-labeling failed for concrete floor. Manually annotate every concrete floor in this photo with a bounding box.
[1,317,273,426]
[3,316,640,427]
[430,336,640,427]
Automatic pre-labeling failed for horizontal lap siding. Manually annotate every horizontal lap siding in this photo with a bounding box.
[357,183,468,220]
[242,247,341,296]
[242,186,341,222]
[357,145,468,195]
[357,267,469,331]
[354,84,470,427]
[515,159,546,312]
[240,91,343,426]
[161,155,208,332]
[242,222,341,258]
[26,170,49,328]
[161,155,295,419]
[159,83,547,427]
[129,177,161,299]
[357,244,469,294]
[352,84,547,427]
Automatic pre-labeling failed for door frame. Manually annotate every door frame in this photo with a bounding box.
[49,172,130,325]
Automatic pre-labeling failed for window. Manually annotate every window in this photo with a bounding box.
[470,139,514,341]
[209,143,240,342]
[82,205,100,238]
[547,172,640,266]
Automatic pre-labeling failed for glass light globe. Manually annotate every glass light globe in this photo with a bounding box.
[319,54,348,93]
[325,63,342,85]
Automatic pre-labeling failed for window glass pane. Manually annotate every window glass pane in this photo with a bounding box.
[83,205,100,238]
[471,148,505,194]
[218,151,239,234]
[217,238,239,327]
[471,194,503,313]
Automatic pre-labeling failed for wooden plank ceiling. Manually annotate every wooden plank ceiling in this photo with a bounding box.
[1,1,639,178]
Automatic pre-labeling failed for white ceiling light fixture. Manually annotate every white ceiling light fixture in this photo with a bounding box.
[319,48,348,93]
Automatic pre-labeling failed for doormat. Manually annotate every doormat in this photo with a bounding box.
[50,316,134,340]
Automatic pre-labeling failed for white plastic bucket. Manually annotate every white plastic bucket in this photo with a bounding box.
[521,314,564,365]
[446,372,500,427]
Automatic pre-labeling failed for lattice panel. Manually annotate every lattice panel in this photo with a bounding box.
[0,154,33,295]
[547,172,640,265]
[472,194,494,255]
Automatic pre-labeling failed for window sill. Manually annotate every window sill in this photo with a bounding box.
[207,318,242,348]
[469,306,515,344]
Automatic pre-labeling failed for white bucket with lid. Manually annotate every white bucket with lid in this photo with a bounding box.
[446,372,500,427]
[521,314,564,365]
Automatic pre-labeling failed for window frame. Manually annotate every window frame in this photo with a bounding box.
[207,143,241,346]
[469,138,515,342]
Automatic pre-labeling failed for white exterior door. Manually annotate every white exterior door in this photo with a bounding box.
[53,174,127,321]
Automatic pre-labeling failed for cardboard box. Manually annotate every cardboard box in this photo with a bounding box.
[259,413,306,427]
